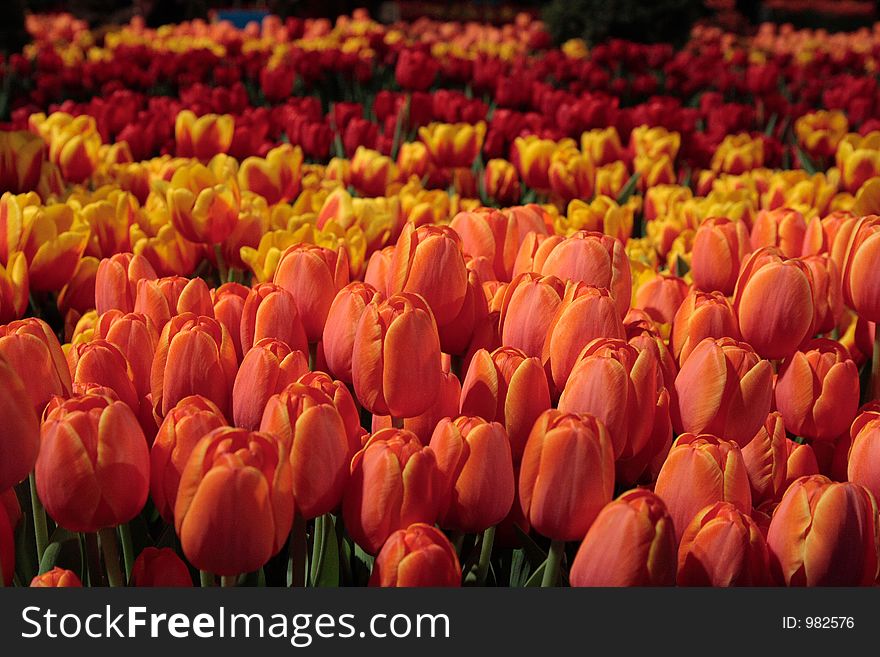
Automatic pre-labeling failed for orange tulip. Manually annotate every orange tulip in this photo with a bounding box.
[95,311,159,402]
[519,410,615,541]
[633,273,689,327]
[150,313,238,419]
[841,215,880,323]
[134,275,214,331]
[673,337,772,447]
[374,368,462,445]
[801,254,843,335]
[239,282,308,356]
[654,433,752,543]
[418,121,486,169]
[351,292,442,419]
[775,339,859,441]
[232,338,308,431]
[37,393,150,532]
[750,208,806,258]
[483,159,521,206]
[741,412,789,506]
[670,290,740,365]
[297,371,364,455]
[238,144,303,205]
[259,382,350,519]
[364,245,395,293]
[94,253,158,316]
[130,547,192,587]
[544,282,625,391]
[767,475,879,586]
[0,317,72,416]
[68,339,139,413]
[273,243,350,344]
[499,272,565,359]
[175,110,234,160]
[559,338,671,483]
[30,567,82,587]
[569,488,676,587]
[437,267,489,356]
[677,501,770,586]
[369,523,461,587]
[429,416,515,533]
[691,217,751,296]
[539,231,631,319]
[175,427,293,576]
[847,405,880,504]
[322,282,384,384]
[342,428,443,555]
[150,395,227,523]
[0,356,40,491]
[733,247,815,359]
[512,232,563,278]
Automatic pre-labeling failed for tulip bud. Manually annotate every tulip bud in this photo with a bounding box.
[767,475,879,586]
[499,272,565,360]
[150,395,227,523]
[30,567,82,588]
[633,273,689,327]
[37,394,150,532]
[95,253,157,316]
[670,290,740,365]
[677,502,770,586]
[512,136,557,192]
[343,428,443,555]
[750,208,807,258]
[374,369,462,445]
[134,276,214,332]
[691,217,751,296]
[175,110,234,160]
[519,410,615,541]
[733,247,815,359]
[801,255,843,335]
[673,337,773,447]
[351,293,442,419]
[459,347,552,463]
[260,382,350,519]
[654,433,752,544]
[130,547,193,587]
[0,317,72,415]
[369,523,461,587]
[232,339,309,431]
[775,339,859,441]
[240,283,308,355]
[166,161,241,245]
[847,405,880,504]
[570,489,676,587]
[175,427,293,576]
[741,412,788,505]
[68,339,139,413]
[0,356,39,492]
[95,311,159,401]
[841,215,880,323]
[322,282,384,384]
[429,416,515,533]
[483,159,521,207]
[418,122,486,169]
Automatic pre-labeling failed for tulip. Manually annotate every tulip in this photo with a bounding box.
[750,208,807,258]
[150,395,227,523]
[232,339,309,431]
[691,217,751,296]
[130,547,193,587]
[775,339,859,441]
[842,215,880,323]
[343,428,443,555]
[544,283,625,391]
[36,394,150,532]
[150,313,238,419]
[710,133,764,174]
[483,159,521,206]
[212,282,249,362]
[165,160,241,245]
[428,416,514,533]
[673,337,773,447]
[0,488,19,534]
[175,110,234,160]
[847,405,880,504]
[0,252,28,324]
[539,231,631,319]
[569,489,676,587]
[563,196,634,243]
[559,338,671,483]
[654,433,752,543]
[95,311,159,402]
[459,346,551,463]
[374,368,462,445]
[734,247,815,359]
[836,132,880,193]
[0,356,39,492]
[499,272,565,359]
[741,412,789,505]
[239,283,308,356]
[134,276,214,332]
[351,292,442,419]
[0,317,72,416]
[68,339,139,413]
[633,273,689,327]
[419,122,486,169]
[670,290,740,365]
[767,475,879,586]
[322,282,384,384]
[349,146,397,197]
[273,243,350,344]
[370,523,460,587]
[175,427,293,576]
[395,50,438,92]
[21,202,89,292]
[595,161,629,198]
[364,245,395,293]
[801,255,843,335]
[437,267,489,356]
[548,147,595,202]
[238,144,303,205]
[297,371,364,454]
[519,410,615,542]
[511,135,557,192]
[30,567,82,588]
[0,131,45,193]
[260,382,350,519]
[794,110,848,160]
[677,502,770,586]
[581,126,625,166]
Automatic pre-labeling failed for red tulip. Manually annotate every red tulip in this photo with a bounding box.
[670,289,740,365]
[498,272,565,360]
[369,523,460,587]
[691,217,751,296]
[0,317,71,416]
[322,282,384,384]
[130,547,193,587]
[0,355,39,491]
[847,405,880,504]
[232,338,308,431]
[239,282,308,355]
[95,252,157,316]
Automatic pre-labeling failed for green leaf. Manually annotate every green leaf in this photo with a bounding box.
[764,113,778,137]
[509,548,531,587]
[796,146,819,176]
[38,542,63,575]
[523,562,546,587]
[615,171,641,205]
[511,523,548,567]
[310,514,339,588]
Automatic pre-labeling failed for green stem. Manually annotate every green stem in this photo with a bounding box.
[200,571,215,587]
[872,324,880,402]
[213,244,228,284]
[118,523,134,583]
[541,540,565,588]
[29,473,48,564]
[220,575,237,587]
[475,526,496,586]
[308,343,318,371]
[310,514,330,586]
[98,527,124,587]
[450,531,465,557]
[288,513,307,587]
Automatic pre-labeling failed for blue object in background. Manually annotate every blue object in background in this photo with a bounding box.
[214,9,270,28]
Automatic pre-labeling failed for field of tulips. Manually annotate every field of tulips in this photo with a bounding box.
[1,9,880,589]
